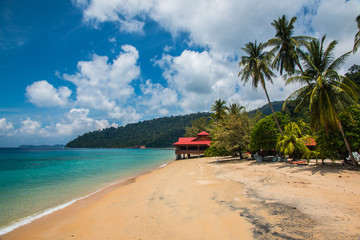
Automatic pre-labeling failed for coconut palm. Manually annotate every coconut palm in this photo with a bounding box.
[284,36,359,165]
[354,14,360,53]
[239,41,283,135]
[211,98,228,121]
[228,103,245,116]
[267,15,313,76]
[276,122,309,160]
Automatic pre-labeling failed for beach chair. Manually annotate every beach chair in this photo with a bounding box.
[254,153,263,162]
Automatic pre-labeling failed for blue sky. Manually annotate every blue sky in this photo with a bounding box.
[1,0,359,147]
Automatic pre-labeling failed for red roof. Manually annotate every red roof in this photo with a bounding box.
[197,131,210,136]
[174,137,196,145]
[173,132,212,146]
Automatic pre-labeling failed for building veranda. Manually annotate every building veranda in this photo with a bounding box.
[173,131,212,159]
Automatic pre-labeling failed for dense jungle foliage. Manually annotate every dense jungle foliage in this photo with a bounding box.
[66,112,210,148]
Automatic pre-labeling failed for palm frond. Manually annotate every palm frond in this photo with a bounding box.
[286,75,312,85]
[327,51,350,71]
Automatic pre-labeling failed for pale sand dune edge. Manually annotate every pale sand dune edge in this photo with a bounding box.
[3,157,360,239]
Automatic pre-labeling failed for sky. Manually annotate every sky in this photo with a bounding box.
[0,0,359,147]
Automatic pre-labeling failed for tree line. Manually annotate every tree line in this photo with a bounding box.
[65,113,210,148]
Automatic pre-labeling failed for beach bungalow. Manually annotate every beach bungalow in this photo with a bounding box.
[173,131,212,160]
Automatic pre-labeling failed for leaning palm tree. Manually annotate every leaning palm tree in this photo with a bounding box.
[353,14,360,53]
[210,98,228,121]
[239,41,283,135]
[267,15,313,76]
[284,36,359,165]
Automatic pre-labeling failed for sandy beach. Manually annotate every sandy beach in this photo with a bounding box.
[2,157,360,240]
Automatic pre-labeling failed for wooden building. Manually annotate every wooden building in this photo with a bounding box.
[173,131,212,159]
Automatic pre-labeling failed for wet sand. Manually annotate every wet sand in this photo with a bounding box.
[2,157,360,239]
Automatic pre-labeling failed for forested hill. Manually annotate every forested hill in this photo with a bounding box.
[65,112,211,148]
[248,100,284,116]
[65,101,288,149]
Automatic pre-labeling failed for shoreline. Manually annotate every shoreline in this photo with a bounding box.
[3,157,360,239]
[0,159,174,236]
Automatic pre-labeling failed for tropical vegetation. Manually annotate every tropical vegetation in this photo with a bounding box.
[249,112,290,153]
[283,35,359,165]
[276,121,310,160]
[210,98,228,121]
[238,41,283,135]
[205,14,360,165]
[266,15,312,76]
[210,105,250,157]
[66,112,210,148]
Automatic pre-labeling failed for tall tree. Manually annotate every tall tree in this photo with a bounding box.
[239,41,283,135]
[210,98,228,121]
[249,112,290,153]
[184,117,211,137]
[228,102,245,116]
[267,15,312,76]
[284,36,359,165]
[211,113,251,157]
[354,14,360,53]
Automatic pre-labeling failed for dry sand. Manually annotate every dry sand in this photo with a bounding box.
[2,157,360,240]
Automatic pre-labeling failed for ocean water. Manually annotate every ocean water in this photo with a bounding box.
[0,148,174,235]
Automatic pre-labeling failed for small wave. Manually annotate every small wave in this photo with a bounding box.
[158,162,170,168]
[0,180,123,236]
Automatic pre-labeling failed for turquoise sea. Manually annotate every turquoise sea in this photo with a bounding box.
[0,148,174,235]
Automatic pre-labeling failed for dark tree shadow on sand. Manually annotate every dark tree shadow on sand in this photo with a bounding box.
[208,156,248,164]
[210,157,360,175]
[275,163,360,175]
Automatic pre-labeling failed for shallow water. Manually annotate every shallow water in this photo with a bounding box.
[0,148,174,234]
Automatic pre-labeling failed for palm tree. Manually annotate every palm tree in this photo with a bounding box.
[228,103,245,116]
[211,98,228,121]
[354,14,360,53]
[284,36,359,165]
[276,122,309,160]
[267,15,313,76]
[239,41,283,135]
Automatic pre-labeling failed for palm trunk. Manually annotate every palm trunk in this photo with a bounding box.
[263,87,283,135]
[338,121,357,166]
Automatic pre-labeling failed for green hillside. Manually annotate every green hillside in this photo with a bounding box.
[248,101,284,116]
[66,112,210,148]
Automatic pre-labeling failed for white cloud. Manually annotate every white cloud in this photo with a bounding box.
[18,118,45,135]
[156,49,303,112]
[71,0,89,9]
[309,0,360,71]
[74,0,360,64]
[0,109,117,144]
[74,0,309,53]
[156,49,240,113]
[26,80,72,107]
[108,37,116,43]
[63,45,140,114]
[55,108,117,136]
[108,106,142,125]
[79,0,150,33]
[311,0,359,39]
[138,79,178,115]
[0,118,14,136]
